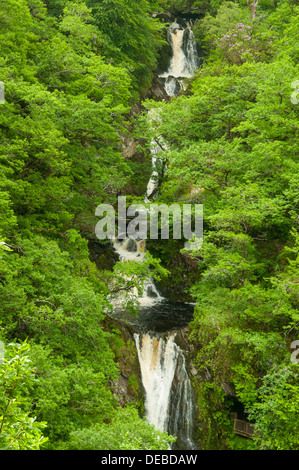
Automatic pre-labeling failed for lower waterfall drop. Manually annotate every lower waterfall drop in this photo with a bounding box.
[135,332,196,450]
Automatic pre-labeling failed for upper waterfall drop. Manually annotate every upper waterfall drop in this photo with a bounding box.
[168,28,186,77]
[159,22,199,96]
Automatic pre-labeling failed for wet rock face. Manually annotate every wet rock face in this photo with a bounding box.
[103,317,144,408]
[126,238,138,253]
[152,11,174,22]
[154,46,173,78]
[146,75,170,101]
[113,300,195,334]
[146,285,159,298]
[168,349,197,450]
[112,374,138,407]
[88,240,119,271]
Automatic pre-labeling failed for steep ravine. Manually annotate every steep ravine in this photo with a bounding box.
[93,18,202,450]
[103,314,199,450]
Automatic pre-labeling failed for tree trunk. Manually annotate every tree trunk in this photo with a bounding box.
[247,0,258,23]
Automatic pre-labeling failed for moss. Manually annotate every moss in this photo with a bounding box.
[147,238,198,302]
[128,374,139,397]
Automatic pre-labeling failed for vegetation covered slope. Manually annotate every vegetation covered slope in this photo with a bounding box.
[0,0,298,451]
[0,0,171,450]
[139,0,299,450]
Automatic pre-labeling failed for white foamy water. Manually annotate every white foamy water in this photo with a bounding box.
[134,333,178,431]
[134,332,195,449]
[159,23,198,96]
[111,238,162,308]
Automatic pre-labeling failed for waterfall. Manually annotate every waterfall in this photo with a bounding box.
[111,236,196,449]
[109,19,199,450]
[135,332,196,450]
[144,108,167,203]
[159,22,199,96]
[169,28,186,77]
[112,237,162,307]
[134,333,177,432]
[111,109,165,309]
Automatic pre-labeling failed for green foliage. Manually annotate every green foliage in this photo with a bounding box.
[0,0,174,450]
[28,344,118,444]
[1,0,298,452]
[128,374,139,396]
[248,364,299,449]
[62,406,175,450]
[214,22,277,64]
[158,0,216,16]
[194,0,295,62]
[0,0,134,238]
[137,0,299,450]
[229,435,258,450]
[0,341,47,450]
[85,0,166,92]
[192,378,232,449]
[194,1,252,54]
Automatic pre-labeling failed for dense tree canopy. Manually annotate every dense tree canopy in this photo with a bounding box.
[139,0,299,450]
[0,0,298,451]
[0,0,171,449]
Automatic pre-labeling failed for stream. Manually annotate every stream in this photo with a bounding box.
[111,20,199,450]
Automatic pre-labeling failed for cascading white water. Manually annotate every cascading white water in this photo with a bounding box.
[109,19,198,450]
[135,332,196,449]
[145,139,161,202]
[169,29,186,77]
[144,108,165,203]
[134,333,178,432]
[159,22,198,96]
[145,107,169,204]
[111,109,166,308]
[112,238,162,307]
